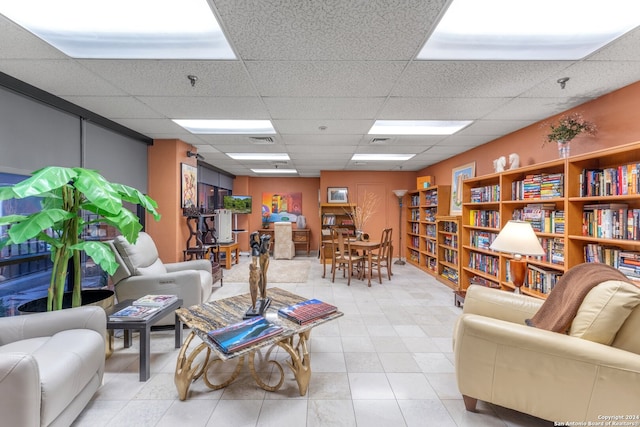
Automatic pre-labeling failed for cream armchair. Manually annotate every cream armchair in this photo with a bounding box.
[0,306,106,427]
[109,232,213,325]
[454,283,640,423]
[273,221,295,259]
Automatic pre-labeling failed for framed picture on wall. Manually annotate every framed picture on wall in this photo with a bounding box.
[181,163,198,209]
[450,162,475,215]
[327,187,348,203]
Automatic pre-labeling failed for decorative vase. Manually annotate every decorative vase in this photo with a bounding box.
[355,230,363,241]
[557,140,571,158]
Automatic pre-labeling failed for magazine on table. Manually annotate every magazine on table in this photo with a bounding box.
[133,294,178,307]
[109,305,161,321]
[278,299,338,325]
[207,316,283,353]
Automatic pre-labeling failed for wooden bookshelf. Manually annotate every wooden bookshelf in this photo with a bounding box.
[460,140,640,299]
[405,185,450,277]
[436,215,461,290]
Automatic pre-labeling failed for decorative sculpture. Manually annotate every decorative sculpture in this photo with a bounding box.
[245,231,272,318]
[508,153,520,170]
[493,156,506,173]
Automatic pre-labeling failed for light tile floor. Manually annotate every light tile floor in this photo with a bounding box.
[73,255,553,427]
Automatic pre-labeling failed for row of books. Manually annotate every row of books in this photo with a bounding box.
[582,204,640,240]
[109,294,178,321]
[410,209,420,221]
[207,299,338,354]
[322,214,336,225]
[579,163,640,197]
[468,209,500,228]
[524,264,562,295]
[442,235,458,248]
[468,252,499,277]
[424,191,438,206]
[470,230,498,250]
[511,172,564,200]
[440,266,459,284]
[442,248,458,264]
[583,244,640,279]
[512,204,563,233]
[423,208,437,222]
[470,184,500,203]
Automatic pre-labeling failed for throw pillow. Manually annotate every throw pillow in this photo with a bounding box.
[569,279,640,345]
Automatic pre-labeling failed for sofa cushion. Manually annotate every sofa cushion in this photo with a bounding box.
[0,329,104,426]
[569,280,640,345]
[113,233,161,275]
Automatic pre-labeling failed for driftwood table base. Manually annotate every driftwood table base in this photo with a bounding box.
[173,288,339,400]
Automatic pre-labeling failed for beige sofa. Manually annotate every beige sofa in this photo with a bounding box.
[454,283,640,422]
[109,232,213,325]
[0,306,106,427]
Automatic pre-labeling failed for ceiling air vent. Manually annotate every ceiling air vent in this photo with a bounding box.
[369,137,392,145]
[248,136,275,145]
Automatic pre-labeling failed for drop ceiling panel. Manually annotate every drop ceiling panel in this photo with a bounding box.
[62,96,163,119]
[78,60,256,96]
[0,59,126,96]
[246,61,408,97]
[0,16,66,59]
[393,61,571,98]
[138,96,269,119]
[264,97,385,119]
[274,119,373,134]
[380,97,509,120]
[215,0,447,61]
[280,134,362,146]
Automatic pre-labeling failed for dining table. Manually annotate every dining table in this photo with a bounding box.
[322,239,389,287]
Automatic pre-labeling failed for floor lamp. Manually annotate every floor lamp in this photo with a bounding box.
[392,189,408,265]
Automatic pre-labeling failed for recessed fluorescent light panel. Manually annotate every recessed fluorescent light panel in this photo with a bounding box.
[417,0,640,60]
[174,120,276,135]
[351,154,415,161]
[227,153,289,161]
[0,0,235,59]
[368,120,471,135]
[251,169,298,174]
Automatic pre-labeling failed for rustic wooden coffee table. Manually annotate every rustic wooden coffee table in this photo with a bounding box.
[174,287,343,400]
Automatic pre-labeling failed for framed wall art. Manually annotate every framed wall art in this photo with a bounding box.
[327,187,348,203]
[181,163,198,209]
[450,162,475,215]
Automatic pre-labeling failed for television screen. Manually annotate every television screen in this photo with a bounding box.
[223,195,252,214]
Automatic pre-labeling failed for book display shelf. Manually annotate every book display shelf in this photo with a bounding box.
[405,185,451,278]
[319,203,355,264]
[460,140,640,300]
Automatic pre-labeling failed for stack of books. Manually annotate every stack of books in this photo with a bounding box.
[278,299,338,325]
[207,316,283,353]
[109,294,178,321]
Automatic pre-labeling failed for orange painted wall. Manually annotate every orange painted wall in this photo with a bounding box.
[320,170,415,257]
[419,81,640,182]
[147,139,197,262]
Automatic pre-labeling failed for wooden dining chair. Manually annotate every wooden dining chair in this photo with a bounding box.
[370,227,392,283]
[330,228,364,286]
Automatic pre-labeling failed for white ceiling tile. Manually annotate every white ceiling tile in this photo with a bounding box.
[138,96,269,119]
[264,97,385,119]
[62,96,162,119]
[0,16,66,59]
[380,97,509,120]
[274,119,372,134]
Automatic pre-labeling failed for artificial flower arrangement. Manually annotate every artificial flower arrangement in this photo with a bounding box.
[348,190,380,232]
[542,112,597,146]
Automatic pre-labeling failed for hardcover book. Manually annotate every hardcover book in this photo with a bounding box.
[207,316,283,353]
[133,294,178,307]
[278,299,338,325]
[109,305,161,321]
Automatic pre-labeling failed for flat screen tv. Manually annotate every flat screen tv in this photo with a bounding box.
[222,195,252,214]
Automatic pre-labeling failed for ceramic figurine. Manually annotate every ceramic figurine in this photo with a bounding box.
[509,153,520,170]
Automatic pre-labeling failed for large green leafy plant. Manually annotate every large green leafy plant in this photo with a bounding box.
[0,166,160,311]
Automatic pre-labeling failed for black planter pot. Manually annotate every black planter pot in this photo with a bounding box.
[17,289,115,314]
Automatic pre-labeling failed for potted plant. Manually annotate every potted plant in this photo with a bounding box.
[0,166,160,311]
[542,112,597,158]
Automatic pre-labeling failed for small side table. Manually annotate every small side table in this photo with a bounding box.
[106,298,183,381]
[211,242,239,269]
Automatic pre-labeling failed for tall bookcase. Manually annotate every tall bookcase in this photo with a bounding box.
[319,203,355,264]
[460,140,640,299]
[406,185,451,277]
[436,215,461,290]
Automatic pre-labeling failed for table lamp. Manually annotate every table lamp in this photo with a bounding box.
[489,220,545,293]
[392,189,408,265]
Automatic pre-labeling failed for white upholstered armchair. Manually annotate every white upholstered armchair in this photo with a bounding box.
[273,221,295,259]
[108,232,213,325]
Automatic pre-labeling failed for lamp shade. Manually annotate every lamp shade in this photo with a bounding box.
[489,220,545,257]
[392,189,408,198]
